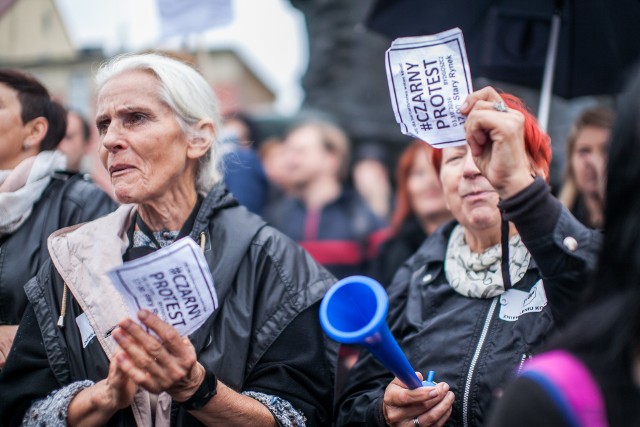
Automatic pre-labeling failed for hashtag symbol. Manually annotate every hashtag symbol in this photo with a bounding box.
[420,122,432,131]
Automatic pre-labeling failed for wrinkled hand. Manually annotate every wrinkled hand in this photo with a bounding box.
[0,324,18,369]
[112,309,204,402]
[460,87,534,199]
[382,373,454,427]
[103,348,138,410]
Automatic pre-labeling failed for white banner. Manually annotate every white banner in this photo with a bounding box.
[385,28,473,148]
[108,238,218,337]
[157,0,234,39]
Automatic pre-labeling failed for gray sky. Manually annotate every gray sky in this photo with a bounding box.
[54,0,308,114]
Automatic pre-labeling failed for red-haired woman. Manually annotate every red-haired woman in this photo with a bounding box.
[337,87,601,426]
[367,141,451,287]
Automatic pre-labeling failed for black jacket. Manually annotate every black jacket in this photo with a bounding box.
[0,172,116,325]
[336,178,602,427]
[0,185,338,426]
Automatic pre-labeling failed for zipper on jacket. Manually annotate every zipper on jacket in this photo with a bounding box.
[462,297,498,427]
[517,353,530,375]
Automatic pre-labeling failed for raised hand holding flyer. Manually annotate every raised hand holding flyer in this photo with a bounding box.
[385,27,473,148]
[107,237,218,337]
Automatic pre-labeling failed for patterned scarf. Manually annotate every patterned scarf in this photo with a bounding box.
[445,224,531,299]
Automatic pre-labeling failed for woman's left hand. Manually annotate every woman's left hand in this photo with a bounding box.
[111,309,205,402]
[460,87,535,199]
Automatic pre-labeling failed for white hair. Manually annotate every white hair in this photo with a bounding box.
[95,52,223,193]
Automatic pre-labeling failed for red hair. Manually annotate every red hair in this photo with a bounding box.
[431,93,552,181]
[390,141,435,233]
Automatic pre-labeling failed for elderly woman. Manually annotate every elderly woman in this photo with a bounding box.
[0,54,337,426]
[0,69,115,368]
[336,87,601,426]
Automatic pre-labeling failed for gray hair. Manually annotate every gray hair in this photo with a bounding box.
[95,52,223,193]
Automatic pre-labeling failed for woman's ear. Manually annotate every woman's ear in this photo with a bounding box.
[23,117,48,151]
[187,119,215,160]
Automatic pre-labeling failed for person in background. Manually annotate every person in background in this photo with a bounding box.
[0,69,116,369]
[0,53,337,426]
[258,136,292,204]
[367,141,452,288]
[58,110,92,173]
[488,70,640,427]
[352,142,393,221]
[221,112,269,215]
[557,106,614,229]
[266,119,385,280]
[337,88,600,426]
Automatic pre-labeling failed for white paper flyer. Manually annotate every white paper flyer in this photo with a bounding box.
[385,27,473,148]
[108,237,218,337]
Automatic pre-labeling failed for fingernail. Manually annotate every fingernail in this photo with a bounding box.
[429,388,438,397]
[443,383,450,392]
[138,309,149,320]
[460,102,469,111]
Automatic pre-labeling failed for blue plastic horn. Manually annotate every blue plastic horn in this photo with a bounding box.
[319,275,434,389]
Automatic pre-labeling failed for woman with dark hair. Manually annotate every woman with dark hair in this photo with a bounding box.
[558,106,615,229]
[0,69,116,368]
[337,87,600,426]
[488,71,640,427]
[367,141,451,287]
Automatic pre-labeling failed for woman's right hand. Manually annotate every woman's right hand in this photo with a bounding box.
[382,374,454,427]
[67,349,137,426]
[101,348,138,410]
[0,324,18,369]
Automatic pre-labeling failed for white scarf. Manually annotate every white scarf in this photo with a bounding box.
[445,224,531,299]
[0,151,67,236]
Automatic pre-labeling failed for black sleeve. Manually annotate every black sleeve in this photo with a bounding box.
[487,376,570,427]
[243,302,336,427]
[499,177,603,325]
[0,303,60,427]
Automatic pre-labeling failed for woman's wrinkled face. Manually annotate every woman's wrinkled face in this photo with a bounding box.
[0,83,29,169]
[407,148,447,219]
[439,144,501,232]
[96,70,194,204]
[571,125,609,199]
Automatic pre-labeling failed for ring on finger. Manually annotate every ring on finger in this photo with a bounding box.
[493,100,508,112]
[413,417,422,427]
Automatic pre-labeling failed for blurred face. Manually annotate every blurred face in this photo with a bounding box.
[58,112,88,171]
[283,125,332,188]
[96,70,196,204]
[571,125,609,199]
[439,144,501,233]
[0,83,29,170]
[262,142,291,190]
[407,148,447,219]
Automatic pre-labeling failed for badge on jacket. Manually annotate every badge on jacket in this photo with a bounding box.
[498,280,547,321]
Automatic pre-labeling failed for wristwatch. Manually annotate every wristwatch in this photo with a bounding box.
[180,365,218,411]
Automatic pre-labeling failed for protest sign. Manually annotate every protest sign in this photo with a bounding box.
[108,237,218,337]
[385,27,473,147]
